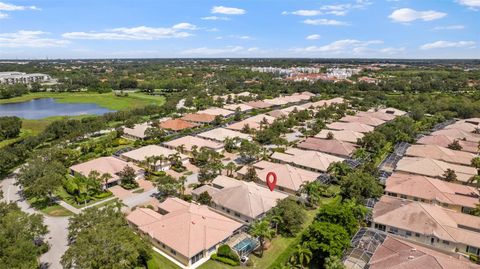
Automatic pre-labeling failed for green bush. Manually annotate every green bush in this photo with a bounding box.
[470,254,479,264]
[64,178,79,195]
[95,191,112,199]
[217,244,240,262]
[210,254,240,266]
[146,258,159,269]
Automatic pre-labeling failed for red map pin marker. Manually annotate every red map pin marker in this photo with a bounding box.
[266,172,277,191]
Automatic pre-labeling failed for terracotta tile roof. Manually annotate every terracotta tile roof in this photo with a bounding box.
[263,97,289,106]
[245,100,275,109]
[123,122,150,139]
[368,107,407,116]
[445,122,479,133]
[159,119,198,131]
[406,144,475,166]
[198,107,234,117]
[327,121,375,133]
[267,110,289,119]
[431,129,480,143]
[164,136,224,152]
[340,115,386,127]
[369,235,480,269]
[315,129,364,143]
[197,127,252,142]
[298,137,357,157]
[223,103,254,112]
[192,176,288,219]
[181,113,216,123]
[271,147,344,172]
[121,145,187,163]
[309,97,345,108]
[356,111,396,121]
[249,160,321,192]
[127,197,242,258]
[70,156,142,183]
[373,196,480,250]
[417,135,479,154]
[395,157,477,183]
[385,172,479,209]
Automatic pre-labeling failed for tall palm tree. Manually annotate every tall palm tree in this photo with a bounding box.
[289,244,312,268]
[471,157,480,175]
[225,162,236,177]
[176,145,186,154]
[468,175,480,193]
[100,173,113,190]
[250,219,274,257]
[154,155,166,171]
[270,215,283,236]
[178,175,187,196]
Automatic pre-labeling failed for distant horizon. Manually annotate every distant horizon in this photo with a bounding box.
[1,0,479,59]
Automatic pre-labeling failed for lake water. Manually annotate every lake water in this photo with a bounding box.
[0,98,114,119]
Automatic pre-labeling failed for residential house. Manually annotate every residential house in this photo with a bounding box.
[126,197,243,267]
[223,103,254,112]
[315,129,364,144]
[120,145,188,171]
[181,113,216,124]
[196,128,252,143]
[297,137,357,158]
[417,135,479,154]
[431,129,480,143]
[199,107,235,118]
[405,144,475,166]
[163,136,224,153]
[271,147,344,173]
[339,115,385,127]
[159,119,198,132]
[327,122,374,133]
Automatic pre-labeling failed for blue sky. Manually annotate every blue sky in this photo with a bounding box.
[0,0,479,59]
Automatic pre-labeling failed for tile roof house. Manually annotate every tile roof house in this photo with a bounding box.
[369,107,407,116]
[237,160,320,194]
[385,172,480,213]
[308,97,345,108]
[225,114,276,132]
[315,129,364,143]
[356,111,396,122]
[197,128,252,143]
[123,122,150,140]
[70,157,143,186]
[263,97,289,106]
[159,119,199,132]
[372,196,480,256]
[297,137,357,158]
[181,113,216,124]
[198,107,235,117]
[120,145,188,171]
[346,229,480,269]
[191,175,288,223]
[163,136,224,152]
[445,122,479,133]
[327,122,375,133]
[126,197,243,267]
[417,135,479,154]
[245,100,275,109]
[267,110,289,119]
[395,157,477,183]
[431,129,480,143]
[281,105,307,114]
[223,103,254,112]
[271,147,344,172]
[405,144,475,166]
[339,115,386,127]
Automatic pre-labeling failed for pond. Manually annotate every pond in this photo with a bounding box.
[0,98,115,119]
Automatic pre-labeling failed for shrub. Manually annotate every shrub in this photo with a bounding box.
[210,254,240,266]
[470,254,479,264]
[95,191,112,199]
[245,259,254,267]
[217,245,240,262]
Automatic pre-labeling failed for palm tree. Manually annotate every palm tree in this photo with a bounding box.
[250,219,274,257]
[443,168,457,182]
[143,155,156,175]
[100,173,112,190]
[178,175,187,196]
[289,244,312,268]
[468,175,480,193]
[471,157,480,175]
[154,155,166,171]
[300,181,327,207]
[176,144,186,154]
[260,147,271,161]
[225,162,236,177]
[270,215,282,236]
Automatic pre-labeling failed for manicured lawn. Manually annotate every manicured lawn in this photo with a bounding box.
[55,187,114,209]
[0,92,166,111]
[147,250,181,269]
[41,204,74,217]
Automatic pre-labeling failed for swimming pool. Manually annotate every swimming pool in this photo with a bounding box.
[233,238,258,255]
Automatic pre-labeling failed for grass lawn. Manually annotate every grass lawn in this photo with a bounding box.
[0,92,166,111]
[146,250,181,269]
[27,197,74,217]
[198,208,320,269]
[55,187,114,209]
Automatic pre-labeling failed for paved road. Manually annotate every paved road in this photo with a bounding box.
[1,175,69,269]
[122,188,158,208]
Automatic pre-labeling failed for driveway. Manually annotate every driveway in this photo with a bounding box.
[1,174,69,269]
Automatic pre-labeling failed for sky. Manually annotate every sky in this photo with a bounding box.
[0,0,479,59]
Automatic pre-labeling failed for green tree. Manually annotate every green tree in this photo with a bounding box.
[324,255,346,269]
[448,140,462,150]
[250,219,274,257]
[316,198,366,236]
[0,197,48,269]
[339,171,383,203]
[119,165,138,189]
[471,157,480,175]
[269,198,306,236]
[61,204,151,269]
[225,162,237,177]
[327,162,352,183]
[197,191,212,205]
[301,221,350,265]
[289,244,312,268]
[243,165,259,182]
[0,116,22,140]
[300,181,329,207]
[239,140,261,163]
[443,168,457,182]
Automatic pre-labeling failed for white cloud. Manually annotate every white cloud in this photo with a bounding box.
[284,1,371,17]
[0,2,39,11]
[457,0,480,9]
[0,11,7,18]
[283,10,323,16]
[211,6,245,15]
[63,24,196,40]
[420,40,476,50]
[182,46,256,56]
[389,8,446,23]
[306,34,321,40]
[433,25,465,30]
[0,30,69,48]
[201,16,229,21]
[303,19,348,26]
[292,39,383,54]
